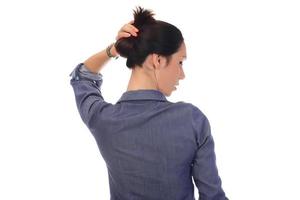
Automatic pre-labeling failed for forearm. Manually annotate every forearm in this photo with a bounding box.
[83,43,118,74]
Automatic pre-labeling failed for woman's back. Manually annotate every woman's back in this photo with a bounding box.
[70,63,228,199]
[94,89,196,200]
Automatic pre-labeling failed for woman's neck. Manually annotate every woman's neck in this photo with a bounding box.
[126,67,158,91]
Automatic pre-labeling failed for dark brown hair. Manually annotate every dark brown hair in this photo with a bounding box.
[115,6,184,69]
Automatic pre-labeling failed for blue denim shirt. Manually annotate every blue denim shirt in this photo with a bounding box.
[69,63,228,200]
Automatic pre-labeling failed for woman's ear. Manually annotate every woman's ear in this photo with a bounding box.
[152,53,160,69]
[151,54,167,70]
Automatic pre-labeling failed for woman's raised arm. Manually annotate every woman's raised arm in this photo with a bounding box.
[83,20,139,74]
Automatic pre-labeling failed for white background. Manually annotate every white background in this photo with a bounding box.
[0,0,299,199]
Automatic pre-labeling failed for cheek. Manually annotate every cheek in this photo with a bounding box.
[169,65,180,81]
[159,67,178,86]
[159,72,171,86]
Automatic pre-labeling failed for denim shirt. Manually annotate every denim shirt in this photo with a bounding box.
[69,63,228,200]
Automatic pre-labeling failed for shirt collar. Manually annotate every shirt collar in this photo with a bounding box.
[117,89,168,103]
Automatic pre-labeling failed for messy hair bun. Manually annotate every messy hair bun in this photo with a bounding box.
[115,6,184,69]
[115,6,156,60]
[133,6,155,28]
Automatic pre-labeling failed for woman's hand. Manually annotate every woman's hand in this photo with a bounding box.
[110,20,139,57]
[115,20,139,40]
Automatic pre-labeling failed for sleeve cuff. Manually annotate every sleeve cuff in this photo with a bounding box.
[69,63,103,81]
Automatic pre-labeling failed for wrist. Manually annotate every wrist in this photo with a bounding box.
[110,44,118,57]
[106,43,119,59]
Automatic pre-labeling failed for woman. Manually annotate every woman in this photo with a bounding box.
[69,6,228,200]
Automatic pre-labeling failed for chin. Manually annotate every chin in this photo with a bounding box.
[160,88,173,97]
[165,91,173,97]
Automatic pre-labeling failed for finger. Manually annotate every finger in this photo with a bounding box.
[125,21,139,32]
[116,32,132,40]
[121,25,138,36]
[129,24,139,32]
[122,23,137,32]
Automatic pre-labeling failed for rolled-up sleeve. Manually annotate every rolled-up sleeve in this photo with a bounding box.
[191,106,229,200]
[69,63,112,129]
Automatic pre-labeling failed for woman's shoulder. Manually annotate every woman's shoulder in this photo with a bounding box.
[171,101,207,120]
